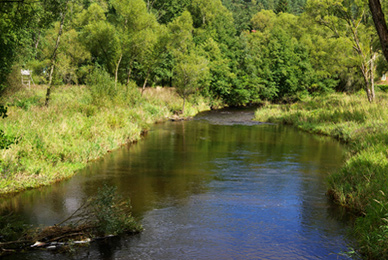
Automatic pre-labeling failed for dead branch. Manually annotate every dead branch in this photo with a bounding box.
[0,240,31,247]
[49,232,86,242]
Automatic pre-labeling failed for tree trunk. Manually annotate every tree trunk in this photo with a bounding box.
[115,53,123,87]
[369,0,388,62]
[126,63,133,86]
[182,97,186,115]
[361,67,374,103]
[371,52,376,101]
[34,30,41,59]
[45,0,69,107]
[141,73,149,96]
[367,87,373,103]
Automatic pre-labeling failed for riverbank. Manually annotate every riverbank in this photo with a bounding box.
[0,85,210,195]
[254,92,388,259]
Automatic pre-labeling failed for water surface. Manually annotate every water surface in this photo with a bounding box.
[1,108,354,259]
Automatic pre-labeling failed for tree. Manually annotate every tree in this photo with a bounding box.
[44,0,70,106]
[168,10,194,54]
[241,23,314,101]
[79,3,120,77]
[306,0,378,102]
[110,0,159,87]
[369,0,388,63]
[197,38,235,104]
[173,52,209,114]
[221,0,262,33]
[187,0,240,104]
[137,25,167,94]
[296,13,350,93]
[148,0,192,24]
[275,0,290,14]
[0,0,37,90]
[188,0,236,47]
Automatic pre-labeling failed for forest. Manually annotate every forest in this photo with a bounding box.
[1,0,387,107]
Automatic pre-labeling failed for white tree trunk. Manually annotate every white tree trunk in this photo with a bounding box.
[45,0,69,107]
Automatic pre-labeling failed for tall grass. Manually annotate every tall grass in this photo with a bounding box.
[0,81,209,195]
[255,92,388,259]
[141,87,210,117]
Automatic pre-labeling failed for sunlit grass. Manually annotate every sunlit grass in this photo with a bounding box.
[141,87,210,117]
[0,85,209,195]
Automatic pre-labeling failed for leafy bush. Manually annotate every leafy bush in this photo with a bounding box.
[87,67,117,105]
[86,67,141,107]
[90,185,142,236]
[0,106,15,149]
[0,105,7,118]
[0,130,16,149]
[0,213,28,242]
[378,85,388,92]
[2,65,25,99]
[14,96,41,110]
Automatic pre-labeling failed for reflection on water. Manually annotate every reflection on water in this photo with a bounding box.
[0,108,355,259]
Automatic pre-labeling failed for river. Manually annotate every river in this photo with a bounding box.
[0,108,355,259]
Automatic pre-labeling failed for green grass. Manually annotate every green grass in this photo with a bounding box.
[255,92,388,259]
[0,84,210,195]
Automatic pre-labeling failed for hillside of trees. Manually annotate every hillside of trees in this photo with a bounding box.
[1,0,387,106]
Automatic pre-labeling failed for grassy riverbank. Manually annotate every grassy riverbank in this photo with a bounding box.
[0,84,210,195]
[254,92,388,259]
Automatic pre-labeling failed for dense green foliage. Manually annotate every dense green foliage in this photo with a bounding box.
[0,213,28,242]
[90,185,142,235]
[378,84,388,92]
[1,0,384,107]
[255,93,388,258]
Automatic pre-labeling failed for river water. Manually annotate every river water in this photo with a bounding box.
[1,108,355,259]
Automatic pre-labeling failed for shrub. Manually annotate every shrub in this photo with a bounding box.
[87,67,117,105]
[0,213,28,242]
[89,185,142,236]
[378,85,388,92]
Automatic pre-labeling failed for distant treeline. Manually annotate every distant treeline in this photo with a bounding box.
[1,0,387,105]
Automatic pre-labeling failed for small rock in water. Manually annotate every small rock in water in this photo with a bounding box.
[73,238,91,244]
[31,241,46,247]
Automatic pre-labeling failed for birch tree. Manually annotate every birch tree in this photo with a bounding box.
[174,52,209,114]
[45,0,70,106]
[307,0,377,102]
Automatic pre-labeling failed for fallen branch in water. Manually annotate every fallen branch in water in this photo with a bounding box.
[0,185,143,256]
[0,240,31,247]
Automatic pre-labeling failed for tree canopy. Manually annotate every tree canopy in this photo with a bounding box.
[1,0,388,106]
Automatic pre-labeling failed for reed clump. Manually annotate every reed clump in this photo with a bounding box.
[255,92,388,259]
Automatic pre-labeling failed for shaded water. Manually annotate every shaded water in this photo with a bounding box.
[1,108,355,259]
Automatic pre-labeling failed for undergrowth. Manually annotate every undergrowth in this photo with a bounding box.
[255,92,388,259]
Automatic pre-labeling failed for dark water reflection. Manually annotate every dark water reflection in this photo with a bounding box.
[1,108,355,259]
